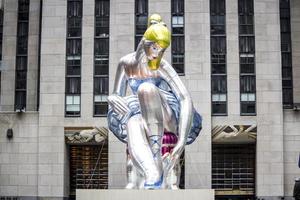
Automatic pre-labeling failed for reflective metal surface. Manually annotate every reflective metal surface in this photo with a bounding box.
[107,15,202,189]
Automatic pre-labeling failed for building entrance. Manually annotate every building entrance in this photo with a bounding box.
[212,144,256,199]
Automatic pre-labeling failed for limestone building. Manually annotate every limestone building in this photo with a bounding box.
[0,0,299,200]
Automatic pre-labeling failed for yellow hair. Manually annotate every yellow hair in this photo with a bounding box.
[143,23,171,49]
[148,14,162,27]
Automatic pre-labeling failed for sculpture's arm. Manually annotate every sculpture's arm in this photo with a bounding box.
[160,60,193,164]
[113,59,127,96]
[108,59,131,116]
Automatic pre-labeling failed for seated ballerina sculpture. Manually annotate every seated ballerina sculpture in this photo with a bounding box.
[108,14,202,189]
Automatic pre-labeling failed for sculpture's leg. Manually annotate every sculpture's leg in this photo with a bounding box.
[137,83,164,162]
[125,152,138,189]
[127,114,162,188]
[137,82,166,188]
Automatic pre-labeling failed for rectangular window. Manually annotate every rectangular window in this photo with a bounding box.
[95,0,109,37]
[280,0,293,108]
[94,0,109,116]
[66,0,82,116]
[239,0,256,115]
[171,0,185,74]
[15,0,30,111]
[210,0,227,115]
[135,0,148,50]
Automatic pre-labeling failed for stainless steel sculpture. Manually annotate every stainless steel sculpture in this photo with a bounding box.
[108,14,202,189]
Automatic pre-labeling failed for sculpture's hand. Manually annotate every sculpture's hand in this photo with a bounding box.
[163,141,184,175]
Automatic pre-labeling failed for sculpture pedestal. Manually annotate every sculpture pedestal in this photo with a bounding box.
[76,189,214,200]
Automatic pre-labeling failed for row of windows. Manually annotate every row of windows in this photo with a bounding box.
[94,0,110,116]
[0,8,3,105]
[65,0,110,117]
[65,0,82,116]
[280,0,293,108]
[15,0,30,112]
[238,0,256,115]
[210,0,227,116]
[171,0,185,74]
[211,0,256,116]
[135,0,148,50]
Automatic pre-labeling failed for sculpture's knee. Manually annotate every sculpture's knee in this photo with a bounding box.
[137,82,158,98]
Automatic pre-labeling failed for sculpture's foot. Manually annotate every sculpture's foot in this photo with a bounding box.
[144,175,163,189]
[125,183,136,189]
[170,185,179,190]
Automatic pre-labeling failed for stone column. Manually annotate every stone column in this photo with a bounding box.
[108,0,134,188]
[185,0,211,189]
[255,0,284,199]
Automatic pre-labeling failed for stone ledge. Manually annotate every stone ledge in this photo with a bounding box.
[76,189,214,200]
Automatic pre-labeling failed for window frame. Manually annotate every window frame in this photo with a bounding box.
[93,0,110,117]
[65,0,83,117]
[238,0,256,116]
[210,0,227,116]
[171,0,185,75]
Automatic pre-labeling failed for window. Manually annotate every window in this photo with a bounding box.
[94,77,109,115]
[66,0,82,116]
[94,0,109,116]
[239,0,256,115]
[171,0,185,74]
[15,0,30,111]
[211,0,227,115]
[280,0,293,108]
[135,0,148,49]
[95,0,109,37]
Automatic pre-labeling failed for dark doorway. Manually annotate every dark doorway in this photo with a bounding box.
[69,143,108,199]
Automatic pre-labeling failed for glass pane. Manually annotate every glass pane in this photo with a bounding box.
[135,15,148,35]
[239,36,255,53]
[212,102,227,114]
[66,95,74,105]
[17,36,28,55]
[95,94,108,102]
[16,56,27,70]
[67,17,81,37]
[212,75,227,93]
[95,57,109,75]
[241,93,248,101]
[94,103,108,115]
[67,104,80,112]
[68,1,82,17]
[95,38,109,56]
[248,93,255,101]
[172,0,184,14]
[95,0,110,17]
[172,36,184,54]
[67,39,81,56]
[67,60,81,75]
[212,94,220,102]
[211,36,226,54]
[94,77,109,95]
[241,102,255,114]
[135,0,148,14]
[66,77,81,94]
[240,75,255,93]
[73,96,80,104]
[15,91,26,110]
[219,94,227,101]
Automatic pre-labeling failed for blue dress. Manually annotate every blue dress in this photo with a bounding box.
[107,77,202,145]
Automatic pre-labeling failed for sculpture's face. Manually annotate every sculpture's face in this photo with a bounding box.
[145,42,165,70]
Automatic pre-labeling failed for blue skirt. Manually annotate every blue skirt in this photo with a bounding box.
[108,90,202,145]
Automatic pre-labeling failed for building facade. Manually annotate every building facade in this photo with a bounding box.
[0,0,299,200]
